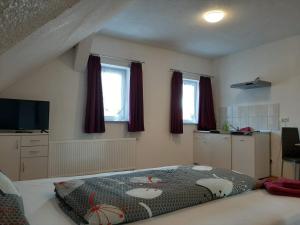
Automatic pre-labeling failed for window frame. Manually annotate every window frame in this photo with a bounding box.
[101,63,130,122]
[182,78,199,124]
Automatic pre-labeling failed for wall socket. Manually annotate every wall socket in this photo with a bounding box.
[281,117,290,123]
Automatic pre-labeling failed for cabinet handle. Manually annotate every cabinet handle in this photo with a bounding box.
[30,139,40,142]
[16,140,19,150]
[240,140,245,142]
[22,162,25,173]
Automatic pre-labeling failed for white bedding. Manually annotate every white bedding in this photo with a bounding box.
[14,168,300,225]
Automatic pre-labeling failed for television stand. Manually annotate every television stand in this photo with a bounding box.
[0,132,49,180]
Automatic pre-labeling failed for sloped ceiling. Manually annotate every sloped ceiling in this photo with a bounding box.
[0,0,79,55]
[0,0,133,91]
[2,0,300,92]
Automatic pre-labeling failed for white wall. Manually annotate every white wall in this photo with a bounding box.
[214,34,300,176]
[0,35,212,169]
[2,31,299,177]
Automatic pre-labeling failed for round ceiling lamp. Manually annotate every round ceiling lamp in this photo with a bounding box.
[202,10,225,23]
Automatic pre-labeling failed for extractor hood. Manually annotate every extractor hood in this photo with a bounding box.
[230,77,271,89]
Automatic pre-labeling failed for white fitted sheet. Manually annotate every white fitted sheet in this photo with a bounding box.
[14,169,300,225]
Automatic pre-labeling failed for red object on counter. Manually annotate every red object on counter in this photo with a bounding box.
[264,178,300,198]
[239,127,254,132]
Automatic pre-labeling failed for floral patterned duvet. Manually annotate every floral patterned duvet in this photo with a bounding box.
[54,165,256,225]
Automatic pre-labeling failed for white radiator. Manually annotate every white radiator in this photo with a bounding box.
[49,138,136,177]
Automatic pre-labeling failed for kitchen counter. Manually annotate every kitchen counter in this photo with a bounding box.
[194,131,271,178]
[194,130,271,136]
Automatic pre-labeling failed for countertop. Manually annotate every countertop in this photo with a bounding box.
[194,130,271,136]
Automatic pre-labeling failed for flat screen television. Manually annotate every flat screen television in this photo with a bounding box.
[0,98,49,131]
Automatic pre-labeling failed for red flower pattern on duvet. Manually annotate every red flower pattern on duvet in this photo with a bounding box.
[84,192,125,225]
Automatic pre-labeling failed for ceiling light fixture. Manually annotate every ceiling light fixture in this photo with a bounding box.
[203,10,225,23]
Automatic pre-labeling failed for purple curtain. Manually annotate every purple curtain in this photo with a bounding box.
[170,71,183,134]
[197,76,216,131]
[128,62,144,132]
[84,55,105,133]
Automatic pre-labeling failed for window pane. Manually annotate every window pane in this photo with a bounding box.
[182,79,198,123]
[101,65,129,121]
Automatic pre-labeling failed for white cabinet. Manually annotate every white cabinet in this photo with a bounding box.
[0,133,49,180]
[232,134,270,179]
[194,133,231,169]
[210,134,231,169]
[194,133,211,166]
[194,132,271,179]
[232,136,255,176]
[0,136,20,181]
[20,157,48,180]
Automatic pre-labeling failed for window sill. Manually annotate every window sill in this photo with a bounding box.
[105,120,128,123]
[183,122,197,125]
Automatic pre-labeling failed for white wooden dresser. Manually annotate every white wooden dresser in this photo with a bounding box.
[0,133,49,181]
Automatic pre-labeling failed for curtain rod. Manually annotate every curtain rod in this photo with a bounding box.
[91,53,145,64]
[170,68,214,78]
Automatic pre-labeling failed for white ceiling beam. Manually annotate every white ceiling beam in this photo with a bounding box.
[74,35,94,72]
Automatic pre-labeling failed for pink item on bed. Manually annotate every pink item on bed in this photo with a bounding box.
[264,178,300,198]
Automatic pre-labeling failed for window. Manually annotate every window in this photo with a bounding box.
[182,79,199,124]
[101,64,129,121]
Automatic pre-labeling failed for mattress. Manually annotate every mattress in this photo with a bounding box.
[14,168,300,225]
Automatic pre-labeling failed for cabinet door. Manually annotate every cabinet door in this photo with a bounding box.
[20,157,48,180]
[232,136,255,177]
[211,135,232,169]
[254,134,270,178]
[194,134,211,165]
[0,136,20,180]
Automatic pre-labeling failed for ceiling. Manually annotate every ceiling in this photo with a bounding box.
[0,0,80,55]
[99,0,300,58]
[1,0,300,91]
[0,0,133,91]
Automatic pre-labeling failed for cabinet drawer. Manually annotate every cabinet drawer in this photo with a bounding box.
[21,135,48,146]
[21,146,48,158]
[233,136,254,144]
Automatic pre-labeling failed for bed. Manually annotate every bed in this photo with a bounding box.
[14,166,300,225]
